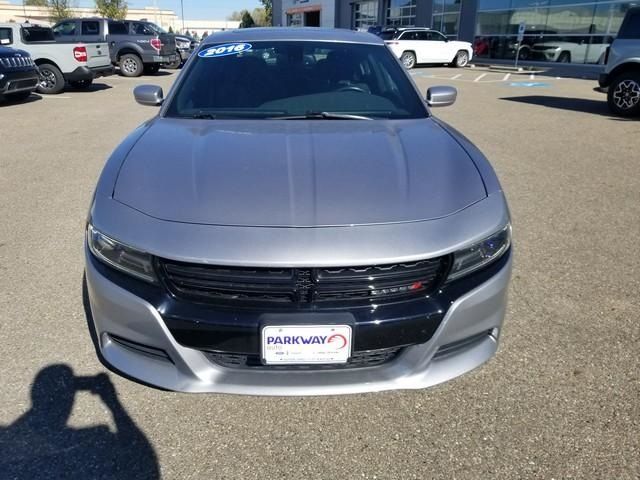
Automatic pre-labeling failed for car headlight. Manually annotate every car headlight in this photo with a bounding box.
[87,224,156,283]
[176,40,190,49]
[447,225,511,281]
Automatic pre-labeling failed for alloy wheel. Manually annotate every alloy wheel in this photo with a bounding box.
[613,79,640,111]
[122,58,138,75]
[401,52,415,69]
[40,69,56,90]
[457,51,469,67]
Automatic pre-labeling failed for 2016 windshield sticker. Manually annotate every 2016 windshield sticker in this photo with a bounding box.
[198,43,252,58]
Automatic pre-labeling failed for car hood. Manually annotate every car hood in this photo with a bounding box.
[0,46,29,57]
[113,118,486,227]
[451,41,472,49]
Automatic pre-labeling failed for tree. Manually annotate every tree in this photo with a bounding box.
[240,10,255,28]
[201,31,208,40]
[251,8,267,27]
[168,26,173,33]
[48,0,72,22]
[25,0,48,7]
[228,11,243,21]
[260,0,272,25]
[94,0,128,20]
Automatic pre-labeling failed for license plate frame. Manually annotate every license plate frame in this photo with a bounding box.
[261,324,352,365]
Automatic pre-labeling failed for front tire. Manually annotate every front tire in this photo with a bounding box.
[607,73,640,117]
[119,53,143,77]
[557,51,571,63]
[400,51,416,69]
[37,63,65,94]
[452,50,469,68]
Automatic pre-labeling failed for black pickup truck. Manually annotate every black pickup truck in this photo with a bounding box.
[0,44,40,102]
[52,18,177,77]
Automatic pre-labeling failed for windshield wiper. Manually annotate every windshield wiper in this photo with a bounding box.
[269,112,373,120]
[189,111,216,119]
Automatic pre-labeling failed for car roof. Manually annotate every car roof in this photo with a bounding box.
[201,27,384,46]
[384,27,435,31]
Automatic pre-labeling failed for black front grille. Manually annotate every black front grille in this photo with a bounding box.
[206,346,404,370]
[7,78,38,92]
[157,257,449,308]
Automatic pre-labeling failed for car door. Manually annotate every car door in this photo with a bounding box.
[397,31,422,61]
[425,31,452,62]
[414,30,442,63]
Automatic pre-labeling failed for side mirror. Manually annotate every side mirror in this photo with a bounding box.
[426,86,457,107]
[134,84,163,106]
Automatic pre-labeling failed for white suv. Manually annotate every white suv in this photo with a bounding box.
[381,28,473,69]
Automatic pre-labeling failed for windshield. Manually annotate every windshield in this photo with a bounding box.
[165,41,427,120]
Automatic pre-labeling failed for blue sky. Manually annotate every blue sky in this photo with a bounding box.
[77,0,262,21]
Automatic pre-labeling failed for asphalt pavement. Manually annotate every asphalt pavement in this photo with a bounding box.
[0,67,638,479]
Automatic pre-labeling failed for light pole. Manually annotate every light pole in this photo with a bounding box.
[180,0,185,34]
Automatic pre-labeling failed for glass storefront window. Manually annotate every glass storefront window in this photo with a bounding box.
[592,2,634,34]
[287,13,303,27]
[432,0,461,37]
[353,1,380,30]
[386,0,416,27]
[474,0,639,64]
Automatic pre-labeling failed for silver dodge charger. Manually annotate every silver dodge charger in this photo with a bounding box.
[85,28,512,395]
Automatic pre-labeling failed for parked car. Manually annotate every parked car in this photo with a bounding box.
[598,6,640,116]
[0,42,40,103]
[381,27,473,68]
[0,23,112,94]
[140,21,196,69]
[52,18,177,77]
[173,34,199,68]
[530,39,609,64]
[85,28,512,395]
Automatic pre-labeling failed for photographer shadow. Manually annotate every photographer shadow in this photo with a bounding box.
[0,364,160,479]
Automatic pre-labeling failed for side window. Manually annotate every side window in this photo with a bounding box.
[619,12,640,39]
[53,21,76,37]
[0,27,12,45]
[132,23,154,35]
[431,32,447,42]
[81,21,100,36]
[400,31,418,40]
[108,22,128,35]
[415,31,431,41]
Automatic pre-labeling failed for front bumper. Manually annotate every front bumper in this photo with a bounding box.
[85,246,512,395]
[145,54,178,64]
[0,69,40,94]
[177,49,192,61]
[65,65,114,82]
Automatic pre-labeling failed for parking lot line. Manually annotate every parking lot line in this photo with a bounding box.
[473,73,487,82]
[502,73,511,81]
[451,74,462,79]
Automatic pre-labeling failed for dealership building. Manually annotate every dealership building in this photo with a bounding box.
[273,0,638,64]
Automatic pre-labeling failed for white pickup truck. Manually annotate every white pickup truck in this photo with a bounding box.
[0,23,113,94]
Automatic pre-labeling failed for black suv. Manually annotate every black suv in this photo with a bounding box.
[0,43,39,103]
